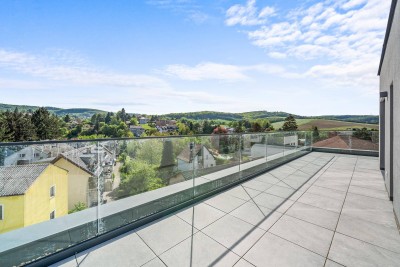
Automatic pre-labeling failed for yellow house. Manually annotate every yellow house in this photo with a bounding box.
[51,154,94,210]
[0,163,68,234]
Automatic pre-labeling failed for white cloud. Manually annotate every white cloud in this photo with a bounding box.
[162,62,294,81]
[163,62,250,81]
[0,49,168,89]
[231,0,390,92]
[225,0,275,26]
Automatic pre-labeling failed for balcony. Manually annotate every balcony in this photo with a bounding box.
[1,131,398,267]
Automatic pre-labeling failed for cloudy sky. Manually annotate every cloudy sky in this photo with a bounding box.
[0,0,391,115]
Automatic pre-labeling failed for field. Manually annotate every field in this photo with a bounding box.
[272,119,379,131]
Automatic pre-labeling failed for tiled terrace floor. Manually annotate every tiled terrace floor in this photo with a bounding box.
[54,152,400,267]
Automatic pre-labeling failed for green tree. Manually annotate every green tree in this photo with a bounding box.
[130,117,138,126]
[312,126,320,141]
[136,140,163,165]
[31,107,62,140]
[1,109,36,141]
[160,140,174,167]
[118,159,164,197]
[282,115,298,131]
[64,114,71,123]
[68,202,87,214]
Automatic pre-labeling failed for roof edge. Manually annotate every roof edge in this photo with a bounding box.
[378,0,398,75]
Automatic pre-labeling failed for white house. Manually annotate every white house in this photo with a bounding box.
[4,146,49,166]
[177,144,216,171]
[284,135,298,147]
[139,117,148,124]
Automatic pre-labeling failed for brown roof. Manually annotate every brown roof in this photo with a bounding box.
[313,135,378,151]
[177,144,202,162]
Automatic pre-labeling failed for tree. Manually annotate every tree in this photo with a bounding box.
[64,114,71,123]
[31,107,61,140]
[312,126,320,141]
[353,127,372,140]
[282,115,298,131]
[251,122,262,132]
[118,159,164,197]
[105,112,112,124]
[1,109,36,141]
[130,117,138,126]
[213,126,228,134]
[160,140,175,167]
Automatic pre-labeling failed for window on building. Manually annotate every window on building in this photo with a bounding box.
[34,153,40,157]
[50,210,55,220]
[0,205,3,220]
[50,185,56,198]
[19,154,25,158]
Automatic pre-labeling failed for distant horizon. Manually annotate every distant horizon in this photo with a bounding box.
[0,101,379,117]
[0,0,390,115]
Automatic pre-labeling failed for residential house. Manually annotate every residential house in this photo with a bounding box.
[130,126,145,137]
[0,164,68,234]
[139,117,148,124]
[378,0,400,220]
[4,146,48,166]
[51,155,94,210]
[4,144,75,166]
[177,144,216,171]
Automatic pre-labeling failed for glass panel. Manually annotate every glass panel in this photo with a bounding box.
[0,141,99,267]
[349,129,379,151]
[193,134,241,197]
[98,137,196,233]
[240,133,268,176]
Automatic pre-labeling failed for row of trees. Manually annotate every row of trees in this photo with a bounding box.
[0,105,300,142]
[0,108,63,142]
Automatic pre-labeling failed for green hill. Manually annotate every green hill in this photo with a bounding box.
[0,103,379,124]
[0,103,106,118]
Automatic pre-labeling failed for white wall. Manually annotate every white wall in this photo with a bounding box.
[379,1,400,219]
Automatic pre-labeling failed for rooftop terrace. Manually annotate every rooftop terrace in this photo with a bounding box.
[52,152,400,267]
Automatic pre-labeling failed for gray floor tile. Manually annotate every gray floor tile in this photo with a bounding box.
[254,173,281,184]
[325,260,345,267]
[202,214,266,256]
[159,231,240,267]
[264,185,295,198]
[230,201,283,231]
[279,178,309,191]
[142,257,166,267]
[348,185,388,200]
[137,215,194,255]
[51,255,85,267]
[269,215,334,257]
[253,192,295,213]
[336,214,400,253]
[176,203,225,230]
[77,232,156,267]
[313,179,350,192]
[328,233,400,267]
[275,181,294,188]
[242,179,274,191]
[243,233,325,267]
[306,185,346,201]
[233,259,255,267]
[204,192,247,213]
[286,202,339,230]
[350,179,387,191]
[341,193,396,227]
[297,192,344,213]
[226,186,263,201]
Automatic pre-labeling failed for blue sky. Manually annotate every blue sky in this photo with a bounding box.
[0,0,391,115]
